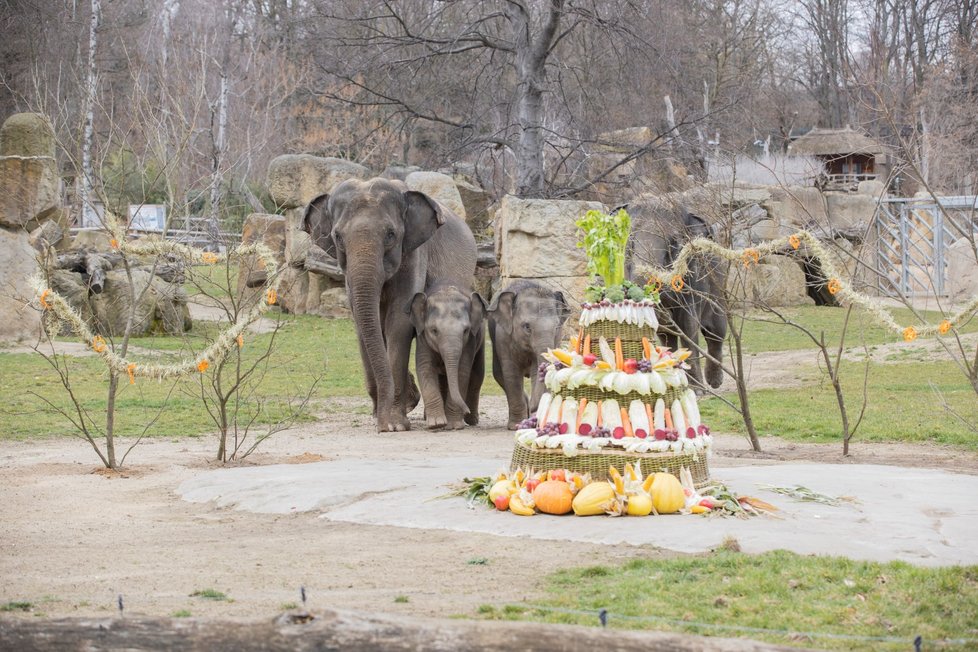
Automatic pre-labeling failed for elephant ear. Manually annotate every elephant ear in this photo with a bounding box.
[469,292,488,334]
[553,291,571,324]
[407,292,428,333]
[302,193,335,258]
[489,290,516,334]
[403,191,447,253]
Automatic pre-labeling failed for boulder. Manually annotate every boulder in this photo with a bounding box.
[945,238,978,301]
[405,171,466,218]
[0,113,61,229]
[48,269,93,333]
[318,286,351,319]
[266,154,370,209]
[0,227,42,341]
[497,195,603,279]
[0,112,56,157]
[237,214,286,303]
[283,206,311,267]
[0,156,61,228]
[824,192,878,235]
[454,177,490,233]
[380,164,422,181]
[761,185,828,230]
[70,229,113,251]
[857,179,886,198]
[726,254,813,307]
[90,268,191,337]
[277,266,309,314]
[30,219,65,252]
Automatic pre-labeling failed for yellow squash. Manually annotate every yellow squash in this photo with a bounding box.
[626,492,653,516]
[649,473,685,514]
[572,482,618,516]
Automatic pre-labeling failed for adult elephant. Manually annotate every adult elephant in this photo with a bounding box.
[302,178,477,432]
[628,203,727,389]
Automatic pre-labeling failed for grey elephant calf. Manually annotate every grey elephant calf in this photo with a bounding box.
[408,285,486,430]
[488,280,570,429]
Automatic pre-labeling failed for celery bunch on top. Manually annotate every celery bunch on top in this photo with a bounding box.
[576,208,631,288]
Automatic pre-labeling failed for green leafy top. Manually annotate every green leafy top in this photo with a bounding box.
[576,208,631,288]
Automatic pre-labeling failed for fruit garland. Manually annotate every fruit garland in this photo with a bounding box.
[31,217,282,381]
[636,229,978,342]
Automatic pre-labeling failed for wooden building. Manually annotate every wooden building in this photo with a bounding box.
[787,127,890,192]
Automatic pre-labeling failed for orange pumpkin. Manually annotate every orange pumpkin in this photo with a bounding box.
[532,480,574,515]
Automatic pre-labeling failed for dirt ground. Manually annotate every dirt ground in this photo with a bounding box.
[2,386,977,622]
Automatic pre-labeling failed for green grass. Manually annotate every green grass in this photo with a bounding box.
[480,550,978,651]
[189,589,228,601]
[734,305,978,353]
[700,360,978,449]
[171,609,192,618]
[0,601,33,612]
[394,595,409,603]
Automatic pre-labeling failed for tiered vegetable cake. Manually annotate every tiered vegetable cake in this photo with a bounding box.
[510,208,712,485]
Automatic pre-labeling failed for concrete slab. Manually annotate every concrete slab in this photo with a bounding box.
[177,459,978,567]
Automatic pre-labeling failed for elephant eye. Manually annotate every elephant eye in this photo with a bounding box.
[522,322,532,333]
[384,227,396,247]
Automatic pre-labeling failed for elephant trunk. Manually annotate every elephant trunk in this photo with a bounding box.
[527,331,557,414]
[347,257,393,411]
[442,346,470,416]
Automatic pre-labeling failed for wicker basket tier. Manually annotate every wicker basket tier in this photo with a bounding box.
[510,440,711,488]
[580,320,658,361]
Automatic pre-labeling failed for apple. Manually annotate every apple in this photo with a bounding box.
[524,478,541,493]
[583,353,598,366]
[493,494,510,511]
[622,358,638,374]
[549,469,566,482]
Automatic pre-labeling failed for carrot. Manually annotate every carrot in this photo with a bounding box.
[615,337,624,369]
[642,337,652,360]
[620,407,634,438]
[596,400,603,428]
[664,407,674,431]
[576,398,586,432]
[583,334,591,356]
[577,327,584,353]
[569,335,579,354]
[645,402,654,430]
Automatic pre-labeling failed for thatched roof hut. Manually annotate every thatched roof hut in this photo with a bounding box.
[787,127,887,157]
[787,127,890,191]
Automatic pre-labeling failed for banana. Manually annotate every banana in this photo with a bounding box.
[509,495,535,516]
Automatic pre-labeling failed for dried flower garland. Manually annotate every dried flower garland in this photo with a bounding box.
[635,229,978,341]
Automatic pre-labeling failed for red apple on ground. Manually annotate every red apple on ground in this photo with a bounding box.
[493,494,510,511]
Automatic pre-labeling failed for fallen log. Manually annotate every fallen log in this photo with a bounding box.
[0,608,807,652]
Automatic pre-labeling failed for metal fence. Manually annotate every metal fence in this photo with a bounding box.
[874,195,977,297]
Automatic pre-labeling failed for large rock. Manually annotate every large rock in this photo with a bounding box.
[405,171,466,218]
[946,238,978,301]
[0,113,61,229]
[497,196,603,279]
[90,268,191,337]
[454,177,490,234]
[266,155,370,210]
[726,254,813,307]
[237,213,286,302]
[0,227,42,341]
[761,185,828,230]
[318,286,351,319]
[824,192,878,234]
[0,112,56,157]
[0,156,61,228]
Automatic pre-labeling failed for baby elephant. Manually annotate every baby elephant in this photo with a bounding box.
[488,280,570,429]
[408,285,487,430]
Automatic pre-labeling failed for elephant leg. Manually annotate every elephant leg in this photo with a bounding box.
[384,312,416,431]
[464,341,485,426]
[673,303,705,389]
[415,340,447,430]
[701,299,727,389]
[355,330,379,416]
[499,356,529,429]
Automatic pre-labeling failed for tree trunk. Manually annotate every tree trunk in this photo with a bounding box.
[78,0,101,227]
[508,0,565,198]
